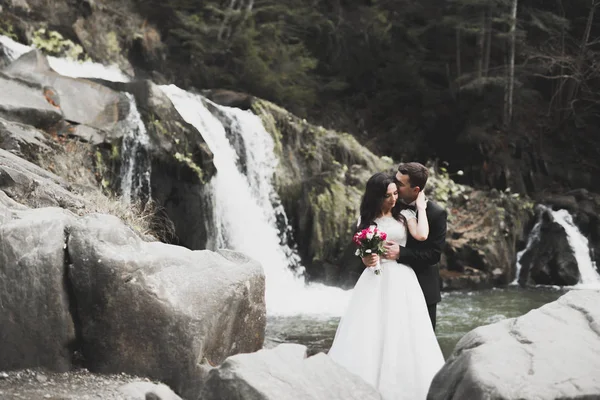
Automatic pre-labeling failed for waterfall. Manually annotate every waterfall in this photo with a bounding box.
[514,205,600,288]
[116,93,152,204]
[161,84,350,316]
[552,209,600,288]
[511,213,543,285]
[0,35,130,82]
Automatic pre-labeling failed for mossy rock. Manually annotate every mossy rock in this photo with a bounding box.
[252,98,393,283]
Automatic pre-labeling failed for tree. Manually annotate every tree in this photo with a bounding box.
[168,0,320,112]
[525,0,600,128]
[503,0,518,126]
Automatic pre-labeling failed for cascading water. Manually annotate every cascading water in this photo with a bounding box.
[0,35,130,82]
[511,214,543,285]
[552,209,600,288]
[161,84,351,316]
[514,205,600,288]
[116,93,152,204]
[201,101,303,273]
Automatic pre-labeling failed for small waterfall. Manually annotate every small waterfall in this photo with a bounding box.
[0,35,130,82]
[552,209,600,288]
[203,102,303,273]
[514,205,600,288]
[512,213,543,285]
[116,93,152,204]
[161,84,350,316]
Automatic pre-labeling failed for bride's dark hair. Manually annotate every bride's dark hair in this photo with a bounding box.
[357,172,404,231]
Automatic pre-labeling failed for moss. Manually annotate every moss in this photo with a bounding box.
[252,99,284,157]
[95,149,103,170]
[94,149,111,190]
[0,21,18,41]
[150,117,173,137]
[427,166,469,208]
[174,152,205,183]
[32,28,88,61]
[308,165,361,261]
[105,31,121,59]
[110,144,120,160]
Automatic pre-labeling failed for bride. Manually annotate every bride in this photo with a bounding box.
[328,172,444,400]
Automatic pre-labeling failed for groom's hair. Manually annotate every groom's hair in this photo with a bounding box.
[397,162,429,190]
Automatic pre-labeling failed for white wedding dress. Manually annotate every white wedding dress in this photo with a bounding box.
[328,212,445,400]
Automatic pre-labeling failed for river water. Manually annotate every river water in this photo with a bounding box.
[266,286,567,359]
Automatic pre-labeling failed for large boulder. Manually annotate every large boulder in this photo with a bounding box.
[0,194,77,372]
[0,71,63,130]
[517,205,580,286]
[199,344,383,400]
[428,290,600,400]
[67,213,266,399]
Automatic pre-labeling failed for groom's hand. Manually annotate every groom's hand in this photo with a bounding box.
[362,254,379,267]
[383,241,400,260]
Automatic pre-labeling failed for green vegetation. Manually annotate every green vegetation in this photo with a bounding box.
[32,28,88,60]
[174,152,205,183]
[0,21,18,41]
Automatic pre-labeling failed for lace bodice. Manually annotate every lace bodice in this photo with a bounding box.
[374,216,408,247]
[373,209,416,253]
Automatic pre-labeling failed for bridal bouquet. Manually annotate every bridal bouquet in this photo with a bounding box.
[353,226,387,275]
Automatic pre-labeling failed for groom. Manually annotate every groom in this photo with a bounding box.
[383,162,447,330]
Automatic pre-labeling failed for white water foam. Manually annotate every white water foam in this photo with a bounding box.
[0,35,130,82]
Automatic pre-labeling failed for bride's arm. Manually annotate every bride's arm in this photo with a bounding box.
[406,212,428,241]
[405,192,428,241]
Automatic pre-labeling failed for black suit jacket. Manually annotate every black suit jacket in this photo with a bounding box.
[397,200,447,305]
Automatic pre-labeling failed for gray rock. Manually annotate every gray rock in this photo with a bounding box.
[428,290,600,400]
[118,381,182,400]
[3,50,129,143]
[199,344,383,400]
[518,205,580,286]
[0,116,54,161]
[0,72,63,130]
[67,213,266,399]
[0,199,77,372]
[0,148,85,210]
